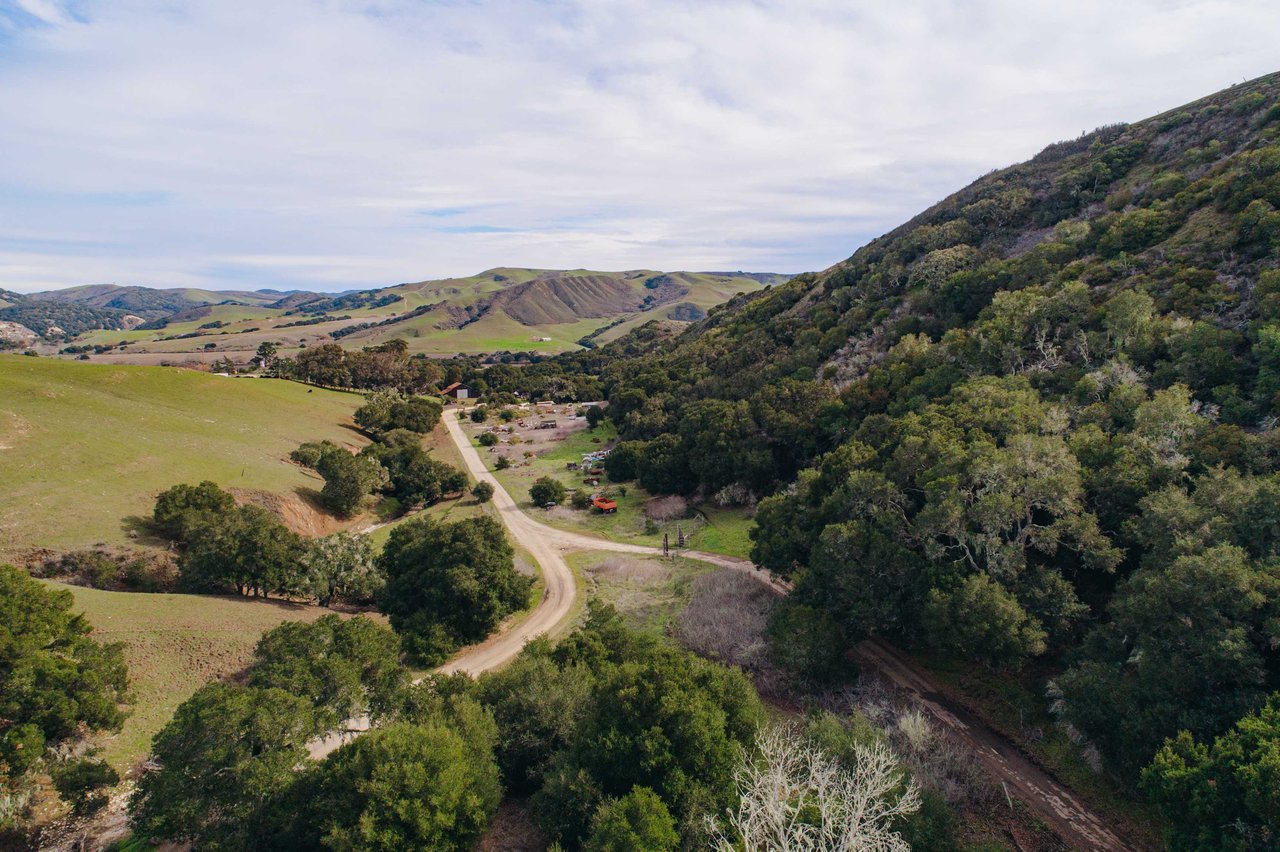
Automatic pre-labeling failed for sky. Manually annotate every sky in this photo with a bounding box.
[0,1,1278,294]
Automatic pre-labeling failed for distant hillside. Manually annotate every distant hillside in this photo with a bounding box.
[36,267,788,362]
[338,268,788,352]
[29,283,293,318]
[0,289,132,341]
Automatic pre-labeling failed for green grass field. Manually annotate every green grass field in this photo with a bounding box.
[463,415,756,558]
[0,357,366,559]
[49,581,354,771]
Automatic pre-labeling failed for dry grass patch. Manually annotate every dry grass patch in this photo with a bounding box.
[586,555,669,584]
[674,569,784,694]
[644,495,689,521]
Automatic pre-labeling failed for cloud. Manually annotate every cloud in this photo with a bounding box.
[0,0,1277,292]
[8,0,71,25]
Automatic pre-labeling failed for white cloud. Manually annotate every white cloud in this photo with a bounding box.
[0,0,1277,292]
[11,0,69,24]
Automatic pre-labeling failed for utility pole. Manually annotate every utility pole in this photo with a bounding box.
[663,533,670,558]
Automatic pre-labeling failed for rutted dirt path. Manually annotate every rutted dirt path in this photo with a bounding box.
[315,412,1139,850]
[854,640,1135,851]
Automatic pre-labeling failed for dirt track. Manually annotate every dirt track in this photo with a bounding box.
[435,412,580,674]
[854,640,1134,851]
[313,410,1139,850]
[439,411,792,672]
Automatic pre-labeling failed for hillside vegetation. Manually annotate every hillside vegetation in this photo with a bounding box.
[523,72,1280,842]
[0,291,132,340]
[0,357,365,558]
[28,284,286,318]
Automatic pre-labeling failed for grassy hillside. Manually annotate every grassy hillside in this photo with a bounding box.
[55,268,784,362]
[50,581,350,770]
[0,357,365,558]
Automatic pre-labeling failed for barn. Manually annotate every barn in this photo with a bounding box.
[440,382,472,400]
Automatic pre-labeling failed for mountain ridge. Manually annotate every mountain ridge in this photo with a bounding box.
[9,267,790,358]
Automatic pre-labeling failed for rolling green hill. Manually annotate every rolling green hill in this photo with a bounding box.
[42,268,786,363]
[50,582,354,770]
[0,356,366,559]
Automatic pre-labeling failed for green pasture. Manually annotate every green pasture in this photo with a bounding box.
[0,357,366,558]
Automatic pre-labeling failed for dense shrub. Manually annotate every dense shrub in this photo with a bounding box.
[152,480,236,541]
[530,476,567,507]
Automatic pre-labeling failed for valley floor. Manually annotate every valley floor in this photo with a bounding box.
[457,407,757,558]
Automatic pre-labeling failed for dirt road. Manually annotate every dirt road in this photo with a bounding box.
[308,415,580,757]
[435,412,580,674]
[854,640,1134,851]
[314,412,1137,850]
[437,415,786,669]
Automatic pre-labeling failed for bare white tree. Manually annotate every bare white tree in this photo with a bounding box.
[711,727,921,851]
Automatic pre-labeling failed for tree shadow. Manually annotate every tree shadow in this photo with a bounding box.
[339,423,369,440]
[120,515,172,549]
[292,485,326,509]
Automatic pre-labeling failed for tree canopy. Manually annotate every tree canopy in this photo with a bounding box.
[0,565,128,782]
[247,615,405,730]
[1143,692,1280,850]
[297,713,501,852]
[479,604,763,848]
[153,480,237,542]
[129,682,317,849]
[378,515,531,664]
[178,503,307,596]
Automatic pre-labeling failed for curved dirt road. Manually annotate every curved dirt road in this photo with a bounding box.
[442,413,1135,850]
[313,414,1136,850]
[435,413,580,674]
[310,413,689,756]
[440,412,787,676]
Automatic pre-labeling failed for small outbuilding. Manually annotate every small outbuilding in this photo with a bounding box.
[440,382,472,400]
